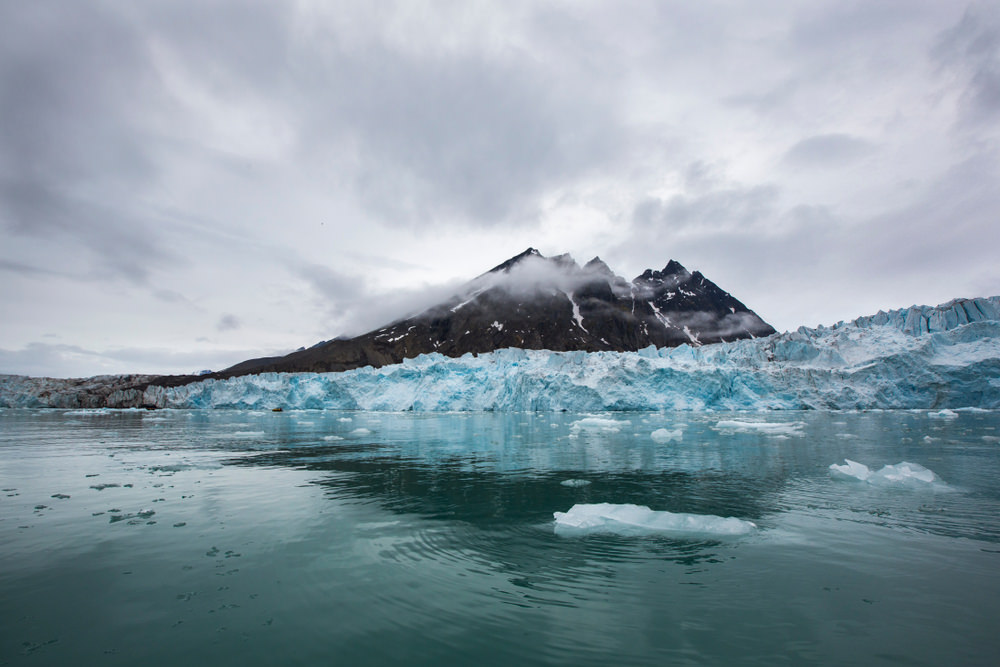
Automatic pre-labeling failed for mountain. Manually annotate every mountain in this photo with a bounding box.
[217,248,776,377]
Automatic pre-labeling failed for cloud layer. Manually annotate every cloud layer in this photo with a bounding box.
[1,1,998,376]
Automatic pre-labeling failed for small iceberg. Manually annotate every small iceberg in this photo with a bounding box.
[560,479,591,488]
[650,428,683,443]
[928,409,959,419]
[570,417,631,433]
[714,420,804,436]
[553,503,757,536]
[829,459,944,487]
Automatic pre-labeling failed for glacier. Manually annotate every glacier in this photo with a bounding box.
[1,296,999,411]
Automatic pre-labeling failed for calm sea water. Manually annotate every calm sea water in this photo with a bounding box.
[1,408,999,666]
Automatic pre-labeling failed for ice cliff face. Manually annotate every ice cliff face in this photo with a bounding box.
[2,296,997,411]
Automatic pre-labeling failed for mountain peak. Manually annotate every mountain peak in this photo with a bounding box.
[584,256,613,275]
[217,249,776,377]
[486,247,543,274]
[663,259,688,275]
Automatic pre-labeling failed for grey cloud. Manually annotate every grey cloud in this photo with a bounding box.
[0,258,67,278]
[932,4,1000,125]
[789,1,929,54]
[616,146,1000,332]
[855,148,1000,276]
[295,44,622,227]
[725,79,801,115]
[782,134,876,168]
[0,1,628,239]
[0,341,266,378]
[216,314,241,332]
[294,264,365,315]
[153,289,190,304]
[0,3,174,283]
[0,181,177,283]
[682,161,725,194]
[633,185,780,235]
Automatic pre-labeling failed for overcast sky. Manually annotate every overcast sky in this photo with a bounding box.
[2,1,999,377]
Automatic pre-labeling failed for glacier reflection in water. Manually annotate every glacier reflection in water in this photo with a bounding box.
[1,408,999,665]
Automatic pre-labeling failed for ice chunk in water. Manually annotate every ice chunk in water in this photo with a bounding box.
[714,420,804,436]
[560,479,591,487]
[928,409,959,419]
[870,461,940,485]
[829,460,943,486]
[829,458,872,482]
[650,428,682,443]
[553,503,757,536]
[570,417,630,433]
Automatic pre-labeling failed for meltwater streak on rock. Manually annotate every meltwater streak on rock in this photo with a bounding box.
[553,503,757,536]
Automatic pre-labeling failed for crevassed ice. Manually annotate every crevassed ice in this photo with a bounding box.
[553,503,757,536]
[2,296,999,411]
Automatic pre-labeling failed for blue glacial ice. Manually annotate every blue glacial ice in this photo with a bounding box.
[2,296,999,411]
[553,503,757,536]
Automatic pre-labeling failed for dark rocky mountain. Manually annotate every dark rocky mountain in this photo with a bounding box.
[216,248,775,378]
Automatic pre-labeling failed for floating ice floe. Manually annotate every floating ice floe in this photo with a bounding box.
[560,479,591,487]
[714,420,805,436]
[322,434,344,441]
[570,417,631,433]
[928,409,959,419]
[829,459,944,487]
[350,427,373,436]
[650,428,683,442]
[553,503,757,536]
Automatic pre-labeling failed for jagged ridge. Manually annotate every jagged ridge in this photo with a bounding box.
[218,248,776,377]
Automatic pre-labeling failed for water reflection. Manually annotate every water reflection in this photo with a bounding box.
[222,412,790,525]
[2,409,1000,666]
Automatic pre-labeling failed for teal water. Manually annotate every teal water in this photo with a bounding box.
[1,408,999,666]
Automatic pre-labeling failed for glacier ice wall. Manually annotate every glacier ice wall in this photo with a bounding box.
[2,296,999,411]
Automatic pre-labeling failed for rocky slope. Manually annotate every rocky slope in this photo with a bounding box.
[218,248,776,376]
